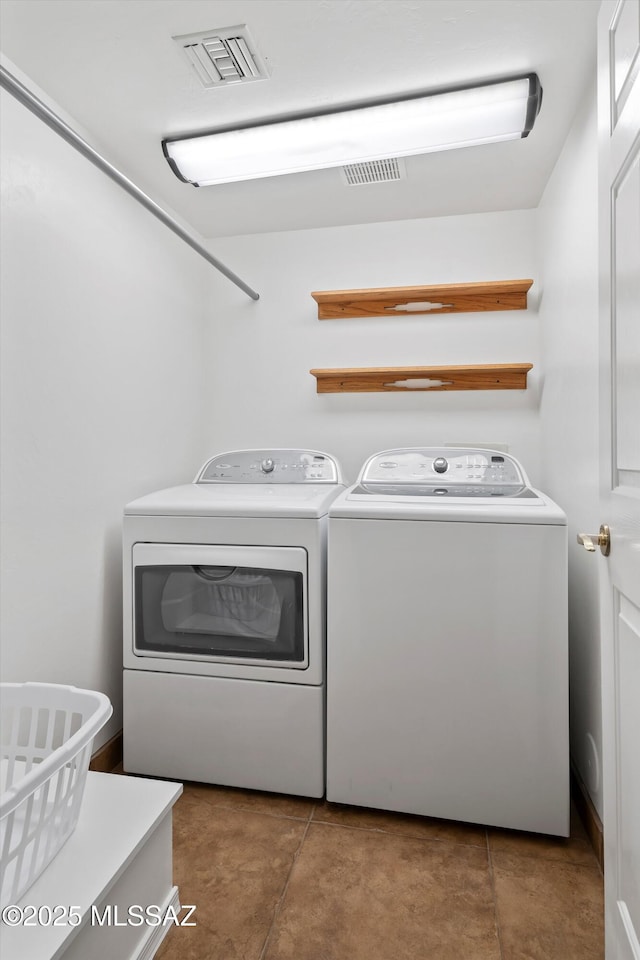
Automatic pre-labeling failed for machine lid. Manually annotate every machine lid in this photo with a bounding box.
[195,449,343,485]
[124,482,345,518]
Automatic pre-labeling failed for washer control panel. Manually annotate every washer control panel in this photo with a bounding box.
[196,449,342,484]
[359,448,528,497]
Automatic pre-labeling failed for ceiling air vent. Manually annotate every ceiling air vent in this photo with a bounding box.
[173,25,268,88]
[342,158,405,186]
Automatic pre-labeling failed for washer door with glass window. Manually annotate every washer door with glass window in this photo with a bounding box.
[132,543,308,668]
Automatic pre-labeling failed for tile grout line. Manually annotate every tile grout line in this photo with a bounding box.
[183,794,601,864]
[199,801,314,824]
[187,797,486,849]
[309,816,486,848]
[486,829,505,960]
[257,804,316,960]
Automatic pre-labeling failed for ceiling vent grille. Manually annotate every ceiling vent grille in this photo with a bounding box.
[342,158,405,186]
[174,25,268,87]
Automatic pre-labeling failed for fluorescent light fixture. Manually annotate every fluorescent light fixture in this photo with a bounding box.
[162,73,542,187]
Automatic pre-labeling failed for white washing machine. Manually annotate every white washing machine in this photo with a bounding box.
[326,447,569,835]
[123,449,344,798]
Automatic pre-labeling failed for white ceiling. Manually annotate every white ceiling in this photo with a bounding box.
[0,0,599,240]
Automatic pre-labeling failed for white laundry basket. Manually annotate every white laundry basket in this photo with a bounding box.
[0,682,112,907]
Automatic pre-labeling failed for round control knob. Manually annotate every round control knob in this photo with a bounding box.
[261,458,275,474]
[433,457,449,474]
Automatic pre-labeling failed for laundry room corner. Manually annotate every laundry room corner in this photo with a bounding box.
[202,208,542,484]
[2,0,625,955]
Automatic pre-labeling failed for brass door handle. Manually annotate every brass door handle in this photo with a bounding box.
[577,525,611,556]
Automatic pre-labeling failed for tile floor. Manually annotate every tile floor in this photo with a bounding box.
[143,778,604,960]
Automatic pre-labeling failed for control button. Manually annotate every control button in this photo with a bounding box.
[433,457,449,474]
[434,488,448,495]
[261,458,275,474]
[380,461,398,469]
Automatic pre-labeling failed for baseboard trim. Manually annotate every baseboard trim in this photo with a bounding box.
[570,762,604,871]
[134,886,180,960]
[90,729,123,773]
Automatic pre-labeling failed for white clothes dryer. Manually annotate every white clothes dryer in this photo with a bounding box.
[326,448,569,835]
[123,449,344,798]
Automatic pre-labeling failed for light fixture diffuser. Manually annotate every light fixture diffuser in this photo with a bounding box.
[163,74,542,187]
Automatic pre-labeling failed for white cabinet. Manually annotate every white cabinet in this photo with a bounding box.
[2,771,182,960]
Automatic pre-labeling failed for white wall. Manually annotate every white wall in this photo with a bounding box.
[204,210,540,485]
[0,86,210,745]
[537,82,602,816]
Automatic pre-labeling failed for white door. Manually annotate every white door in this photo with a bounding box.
[596,2,640,957]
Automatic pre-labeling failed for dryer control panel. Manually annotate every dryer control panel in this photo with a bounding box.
[357,448,531,498]
[196,449,343,484]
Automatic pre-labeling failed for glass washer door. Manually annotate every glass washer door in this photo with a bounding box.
[132,543,308,667]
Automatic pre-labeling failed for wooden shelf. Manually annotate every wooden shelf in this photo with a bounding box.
[311,280,533,319]
[310,364,533,394]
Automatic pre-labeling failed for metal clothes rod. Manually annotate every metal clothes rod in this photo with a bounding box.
[0,65,260,301]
